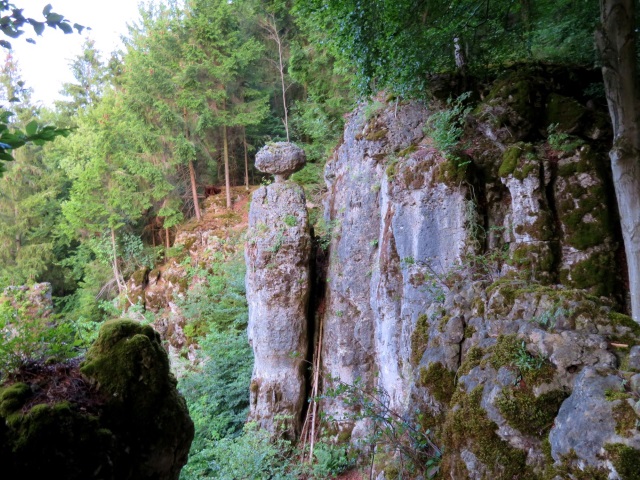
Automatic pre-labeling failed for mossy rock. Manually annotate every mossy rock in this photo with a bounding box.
[555,157,612,251]
[1,320,194,479]
[433,153,471,186]
[130,267,150,286]
[410,314,430,366]
[545,93,586,133]
[81,320,170,408]
[1,401,117,479]
[605,443,640,480]
[0,382,30,416]
[559,250,616,297]
[498,142,537,180]
[442,386,532,479]
[496,387,567,438]
[419,362,456,405]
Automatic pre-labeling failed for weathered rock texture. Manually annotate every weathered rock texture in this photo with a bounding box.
[245,180,311,437]
[0,320,194,480]
[311,65,640,478]
[255,142,306,181]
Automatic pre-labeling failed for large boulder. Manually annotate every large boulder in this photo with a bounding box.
[255,142,306,181]
[0,320,194,480]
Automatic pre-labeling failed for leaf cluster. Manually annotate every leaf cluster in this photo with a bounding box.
[0,2,86,49]
[0,110,70,173]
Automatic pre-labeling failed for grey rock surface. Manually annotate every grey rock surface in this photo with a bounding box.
[549,367,640,467]
[245,181,311,437]
[312,90,640,477]
[255,142,306,180]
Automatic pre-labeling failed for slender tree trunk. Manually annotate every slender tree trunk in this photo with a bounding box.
[243,127,249,190]
[521,0,533,55]
[598,0,640,322]
[263,15,289,141]
[188,159,201,220]
[165,227,170,250]
[111,227,123,295]
[454,36,467,71]
[223,124,232,208]
[184,107,201,221]
[277,29,290,142]
[14,205,20,251]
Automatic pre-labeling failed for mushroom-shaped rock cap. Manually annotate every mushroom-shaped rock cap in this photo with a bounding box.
[255,142,306,179]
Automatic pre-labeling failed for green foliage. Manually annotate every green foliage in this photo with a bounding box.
[547,123,585,152]
[179,328,252,475]
[0,292,78,379]
[56,39,109,119]
[295,0,599,96]
[426,92,472,158]
[178,251,248,338]
[363,100,385,121]
[183,422,301,480]
[0,2,86,49]
[322,377,442,478]
[283,214,297,227]
[310,442,354,478]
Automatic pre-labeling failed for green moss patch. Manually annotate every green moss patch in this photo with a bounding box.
[442,386,531,479]
[556,177,611,251]
[560,251,615,297]
[130,267,149,286]
[608,311,640,346]
[545,93,586,132]
[496,387,567,437]
[459,346,484,376]
[498,143,537,180]
[612,401,638,437]
[510,243,554,279]
[365,128,388,141]
[0,382,30,416]
[419,362,456,405]
[434,154,470,185]
[488,334,555,386]
[410,314,430,367]
[605,443,640,480]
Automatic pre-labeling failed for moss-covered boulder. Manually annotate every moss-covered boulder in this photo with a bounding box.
[0,320,194,480]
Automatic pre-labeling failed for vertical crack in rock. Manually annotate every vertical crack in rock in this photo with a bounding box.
[245,143,311,438]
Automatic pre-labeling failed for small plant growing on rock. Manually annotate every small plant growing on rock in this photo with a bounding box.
[547,123,585,152]
[530,307,572,330]
[426,92,472,159]
[363,100,386,121]
[320,376,443,478]
[283,214,297,227]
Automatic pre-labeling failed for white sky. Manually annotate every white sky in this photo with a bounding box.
[9,0,144,107]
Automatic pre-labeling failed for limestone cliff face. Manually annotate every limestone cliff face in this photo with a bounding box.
[321,101,471,425]
[243,66,640,478]
[313,67,640,478]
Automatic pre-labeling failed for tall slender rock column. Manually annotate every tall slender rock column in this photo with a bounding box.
[245,142,311,437]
